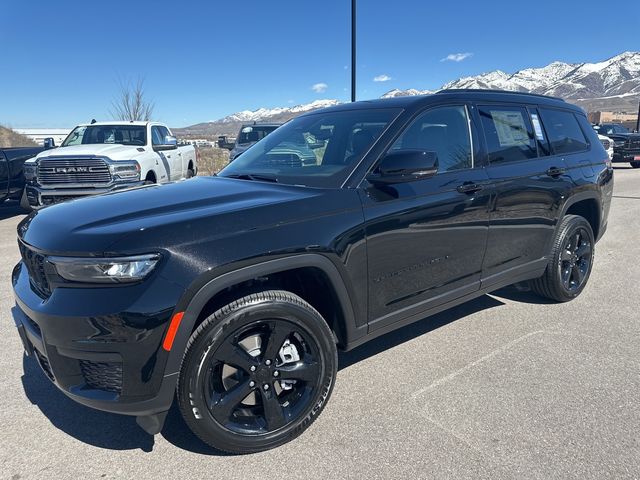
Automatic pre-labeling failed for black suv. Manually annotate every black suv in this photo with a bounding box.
[13,90,613,453]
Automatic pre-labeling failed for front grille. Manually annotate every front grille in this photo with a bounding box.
[80,360,123,394]
[37,158,112,185]
[627,138,640,149]
[35,349,55,381]
[19,242,51,297]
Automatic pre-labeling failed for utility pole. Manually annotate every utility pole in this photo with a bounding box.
[351,0,356,102]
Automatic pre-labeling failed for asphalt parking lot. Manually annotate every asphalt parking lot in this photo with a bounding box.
[1,167,638,480]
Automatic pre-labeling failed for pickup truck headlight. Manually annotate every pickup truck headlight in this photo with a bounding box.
[48,254,160,283]
[23,161,37,181]
[110,161,141,181]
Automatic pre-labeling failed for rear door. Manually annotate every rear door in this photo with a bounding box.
[361,104,493,329]
[477,103,574,288]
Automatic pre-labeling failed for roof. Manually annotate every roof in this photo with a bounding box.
[303,89,579,116]
[75,121,158,127]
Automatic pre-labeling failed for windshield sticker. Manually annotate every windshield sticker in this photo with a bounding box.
[492,110,530,147]
[530,113,545,141]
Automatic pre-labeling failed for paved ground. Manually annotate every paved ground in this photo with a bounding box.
[1,167,639,480]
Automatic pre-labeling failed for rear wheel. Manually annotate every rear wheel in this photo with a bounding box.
[177,290,337,454]
[530,215,595,302]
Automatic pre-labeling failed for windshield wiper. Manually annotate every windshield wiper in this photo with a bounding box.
[224,173,279,183]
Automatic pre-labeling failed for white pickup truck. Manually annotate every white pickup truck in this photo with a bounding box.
[23,121,197,208]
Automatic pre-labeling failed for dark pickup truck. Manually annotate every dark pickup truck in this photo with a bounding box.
[0,147,44,207]
[595,123,640,168]
[13,90,613,454]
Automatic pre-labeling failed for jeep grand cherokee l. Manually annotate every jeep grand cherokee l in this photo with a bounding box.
[13,90,613,453]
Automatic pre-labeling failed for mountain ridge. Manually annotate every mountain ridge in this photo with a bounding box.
[175,52,640,137]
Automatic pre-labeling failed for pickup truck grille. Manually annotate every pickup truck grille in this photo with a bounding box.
[626,138,640,149]
[37,158,112,185]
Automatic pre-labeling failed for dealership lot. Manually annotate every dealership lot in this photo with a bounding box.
[1,167,639,480]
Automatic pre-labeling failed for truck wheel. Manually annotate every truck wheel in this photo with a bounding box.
[631,162,640,169]
[529,215,595,302]
[177,290,337,454]
[186,168,195,178]
[20,190,33,212]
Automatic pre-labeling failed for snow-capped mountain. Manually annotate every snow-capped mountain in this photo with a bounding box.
[217,100,340,124]
[176,100,340,137]
[385,51,640,111]
[177,52,639,137]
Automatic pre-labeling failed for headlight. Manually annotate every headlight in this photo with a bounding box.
[24,161,37,181]
[109,161,141,180]
[48,254,160,283]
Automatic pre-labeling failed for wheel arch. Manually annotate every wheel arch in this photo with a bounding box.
[163,254,359,376]
[559,192,602,241]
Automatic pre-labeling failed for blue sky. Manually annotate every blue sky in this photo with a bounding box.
[1,0,638,128]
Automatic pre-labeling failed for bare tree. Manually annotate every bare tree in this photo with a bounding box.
[110,77,154,121]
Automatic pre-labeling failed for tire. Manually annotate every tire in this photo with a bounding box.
[177,290,337,454]
[529,215,595,302]
[631,162,640,169]
[186,168,195,178]
[20,189,33,212]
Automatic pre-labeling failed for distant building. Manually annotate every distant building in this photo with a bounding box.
[14,128,71,146]
[588,111,638,124]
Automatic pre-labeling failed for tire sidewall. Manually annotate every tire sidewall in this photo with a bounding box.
[554,217,595,300]
[178,294,337,453]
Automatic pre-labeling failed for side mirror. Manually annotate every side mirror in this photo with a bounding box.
[368,150,438,185]
[43,137,56,149]
[154,135,178,151]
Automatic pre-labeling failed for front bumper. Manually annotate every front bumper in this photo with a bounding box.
[12,260,184,417]
[26,181,145,208]
[612,150,640,163]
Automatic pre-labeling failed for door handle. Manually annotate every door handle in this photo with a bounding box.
[456,182,483,194]
[546,167,565,177]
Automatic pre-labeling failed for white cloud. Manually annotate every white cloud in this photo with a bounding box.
[373,74,392,82]
[441,52,473,62]
[311,82,328,93]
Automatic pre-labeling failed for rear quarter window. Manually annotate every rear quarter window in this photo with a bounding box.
[539,108,589,155]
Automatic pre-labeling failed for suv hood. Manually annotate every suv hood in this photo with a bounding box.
[35,144,146,161]
[18,177,322,254]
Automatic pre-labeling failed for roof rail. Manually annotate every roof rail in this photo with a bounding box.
[436,88,566,102]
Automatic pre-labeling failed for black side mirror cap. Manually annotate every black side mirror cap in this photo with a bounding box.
[368,150,438,185]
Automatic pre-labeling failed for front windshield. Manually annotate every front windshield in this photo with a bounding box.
[219,108,400,188]
[62,125,147,147]
[237,125,279,145]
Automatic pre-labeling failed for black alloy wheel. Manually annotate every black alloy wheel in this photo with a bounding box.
[559,227,592,293]
[530,215,595,302]
[177,290,337,453]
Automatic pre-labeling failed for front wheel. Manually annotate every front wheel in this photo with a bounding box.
[177,290,337,454]
[530,215,595,302]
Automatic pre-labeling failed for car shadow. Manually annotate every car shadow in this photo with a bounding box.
[0,201,29,220]
[21,290,532,455]
[21,355,155,452]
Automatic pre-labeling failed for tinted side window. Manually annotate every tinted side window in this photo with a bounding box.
[390,105,472,172]
[539,108,588,155]
[479,106,537,163]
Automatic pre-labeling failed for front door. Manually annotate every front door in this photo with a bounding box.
[361,104,492,330]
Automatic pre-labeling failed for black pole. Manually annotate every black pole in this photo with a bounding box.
[351,0,356,102]
[636,100,640,133]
